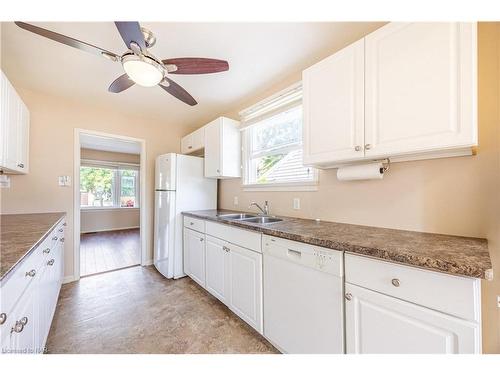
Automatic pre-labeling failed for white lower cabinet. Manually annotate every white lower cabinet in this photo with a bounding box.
[0,217,65,354]
[345,283,480,354]
[227,243,262,332]
[183,219,263,333]
[205,235,230,304]
[183,228,206,287]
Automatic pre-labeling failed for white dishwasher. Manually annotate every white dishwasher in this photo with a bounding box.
[263,235,344,354]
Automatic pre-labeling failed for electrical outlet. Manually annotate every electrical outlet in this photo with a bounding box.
[497,296,500,308]
[58,176,71,187]
[293,197,300,210]
[233,196,239,206]
[0,175,11,188]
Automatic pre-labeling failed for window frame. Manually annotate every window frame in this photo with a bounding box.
[80,160,140,210]
[240,85,318,192]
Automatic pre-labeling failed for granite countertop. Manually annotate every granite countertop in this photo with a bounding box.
[1,212,66,281]
[183,209,492,280]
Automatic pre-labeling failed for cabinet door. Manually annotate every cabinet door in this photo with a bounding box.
[302,39,365,166]
[205,235,230,304]
[180,134,193,154]
[4,78,19,171]
[228,244,263,333]
[16,100,29,173]
[183,228,206,287]
[364,23,477,158]
[191,127,205,152]
[345,283,480,354]
[204,119,222,177]
[7,286,37,354]
[36,263,51,351]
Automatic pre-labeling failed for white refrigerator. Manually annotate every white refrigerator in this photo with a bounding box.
[154,153,217,279]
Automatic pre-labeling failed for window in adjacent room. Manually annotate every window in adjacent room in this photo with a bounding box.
[80,162,140,208]
[240,83,317,190]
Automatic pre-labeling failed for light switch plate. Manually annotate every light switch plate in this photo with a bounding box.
[234,196,239,206]
[293,197,300,210]
[58,176,71,186]
[497,296,500,308]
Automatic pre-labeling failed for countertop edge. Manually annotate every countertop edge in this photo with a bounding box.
[0,213,66,283]
[182,211,490,280]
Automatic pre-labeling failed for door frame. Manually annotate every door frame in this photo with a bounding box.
[73,128,147,281]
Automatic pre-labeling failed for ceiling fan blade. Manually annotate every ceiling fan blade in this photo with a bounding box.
[15,22,119,61]
[159,78,197,106]
[162,58,229,74]
[108,74,135,93]
[114,22,146,51]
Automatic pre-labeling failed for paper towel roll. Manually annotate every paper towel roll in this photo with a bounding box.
[337,162,384,181]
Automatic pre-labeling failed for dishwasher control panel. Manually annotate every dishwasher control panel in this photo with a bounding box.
[263,235,343,277]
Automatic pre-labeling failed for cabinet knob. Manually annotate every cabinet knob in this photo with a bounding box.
[365,144,372,150]
[11,317,28,334]
[199,238,204,242]
[188,145,193,149]
[216,169,220,174]
[354,146,362,152]
[47,259,55,266]
[58,228,64,233]
[63,222,67,227]
[25,269,36,278]
[0,312,6,325]
[43,248,51,254]
[223,246,230,252]
[391,278,401,287]
[60,238,65,243]
[345,293,352,301]
[17,163,24,168]
[52,236,58,241]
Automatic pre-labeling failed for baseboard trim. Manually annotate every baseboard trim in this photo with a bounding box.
[80,226,140,234]
[63,275,76,284]
[143,259,154,266]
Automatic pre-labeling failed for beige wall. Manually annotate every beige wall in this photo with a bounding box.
[0,88,190,281]
[81,208,140,233]
[219,23,500,353]
[80,148,141,233]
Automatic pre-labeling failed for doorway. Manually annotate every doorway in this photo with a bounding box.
[74,129,146,279]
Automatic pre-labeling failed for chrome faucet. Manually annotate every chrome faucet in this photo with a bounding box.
[249,200,269,216]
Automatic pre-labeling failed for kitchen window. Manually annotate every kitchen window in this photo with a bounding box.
[240,83,317,191]
[80,161,140,209]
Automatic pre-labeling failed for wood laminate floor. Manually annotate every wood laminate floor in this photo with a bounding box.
[80,229,140,277]
[46,266,277,354]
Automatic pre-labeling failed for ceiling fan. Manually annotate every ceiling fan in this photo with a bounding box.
[14,21,230,106]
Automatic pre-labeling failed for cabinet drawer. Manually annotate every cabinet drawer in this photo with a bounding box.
[183,216,205,233]
[206,221,262,253]
[345,253,480,322]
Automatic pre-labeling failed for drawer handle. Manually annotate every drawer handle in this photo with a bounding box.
[287,249,301,257]
[47,259,55,266]
[391,278,401,287]
[17,163,24,168]
[52,236,58,241]
[345,293,352,301]
[25,269,36,278]
[188,145,193,149]
[58,228,64,233]
[223,246,230,252]
[11,317,28,334]
[43,248,51,254]
[0,312,6,325]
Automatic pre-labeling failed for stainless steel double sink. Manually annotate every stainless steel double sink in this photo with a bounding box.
[217,213,283,224]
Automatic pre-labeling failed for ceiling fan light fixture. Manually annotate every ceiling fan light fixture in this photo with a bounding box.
[122,54,164,87]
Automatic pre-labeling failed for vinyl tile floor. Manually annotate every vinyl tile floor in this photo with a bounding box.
[46,265,278,354]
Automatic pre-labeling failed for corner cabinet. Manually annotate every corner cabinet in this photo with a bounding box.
[0,70,30,174]
[302,22,477,168]
[204,117,241,179]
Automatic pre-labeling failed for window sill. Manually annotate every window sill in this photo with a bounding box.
[81,207,140,212]
[242,182,318,192]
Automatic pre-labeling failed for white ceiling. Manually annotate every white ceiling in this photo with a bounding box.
[1,22,384,129]
[80,133,141,154]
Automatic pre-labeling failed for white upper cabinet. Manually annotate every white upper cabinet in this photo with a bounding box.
[303,39,365,166]
[0,70,30,174]
[364,23,477,159]
[181,126,205,155]
[204,117,241,179]
[302,22,477,168]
